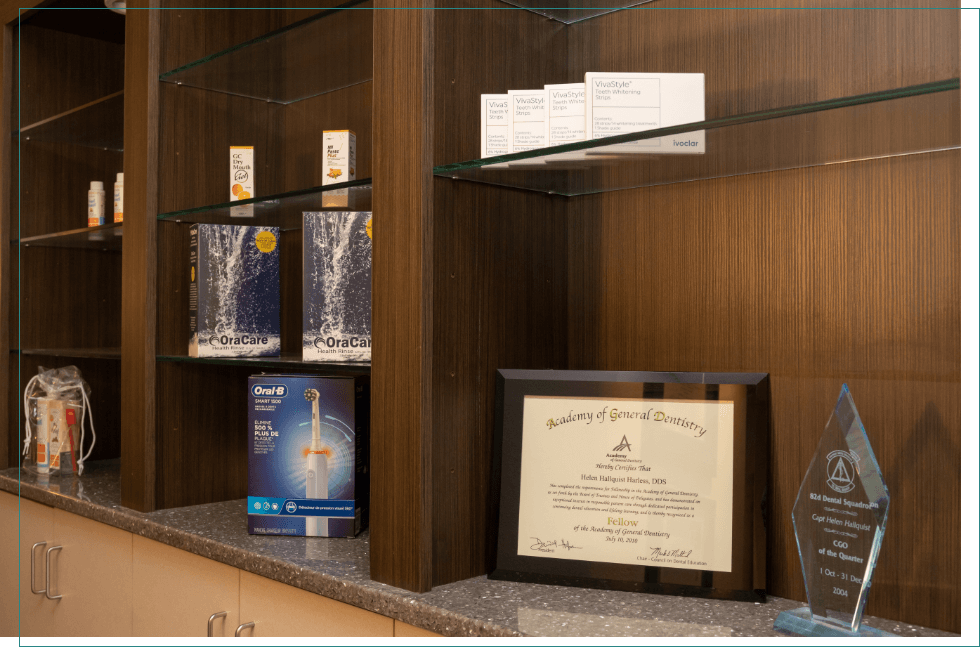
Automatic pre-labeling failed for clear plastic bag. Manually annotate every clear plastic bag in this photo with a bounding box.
[22,365,95,476]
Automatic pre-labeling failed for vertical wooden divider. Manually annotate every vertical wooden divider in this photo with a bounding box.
[0,23,12,468]
[121,1,160,512]
[370,0,435,592]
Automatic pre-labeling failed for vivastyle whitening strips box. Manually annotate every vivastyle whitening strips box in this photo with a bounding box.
[481,94,510,158]
[189,224,280,357]
[585,72,705,154]
[508,89,547,153]
[303,212,372,362]
[248,374,369,538]
[545,83,586,146]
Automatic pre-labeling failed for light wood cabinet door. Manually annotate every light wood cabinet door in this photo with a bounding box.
[0,492,54,637]
[238,570,393,637]
[34,507,133,636]
[133,535,240,637]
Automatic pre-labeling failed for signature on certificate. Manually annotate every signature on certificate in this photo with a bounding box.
[529,537,582,553]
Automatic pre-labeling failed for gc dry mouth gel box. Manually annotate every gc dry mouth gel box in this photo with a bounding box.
[322,130,356,208]
[584,72,705,154]
[303,211,372,362]
[481,94,510,158]
[248,374,369,538]
[190,224,280,358]
[230,145,255,217]
[508,89,547,153]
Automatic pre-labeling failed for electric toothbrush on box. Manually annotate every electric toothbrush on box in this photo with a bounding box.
[304,388,329,536]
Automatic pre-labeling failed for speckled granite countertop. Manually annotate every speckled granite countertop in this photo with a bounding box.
[0,461,955,638]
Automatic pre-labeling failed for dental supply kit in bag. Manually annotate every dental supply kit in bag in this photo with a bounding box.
[22,365,96,476]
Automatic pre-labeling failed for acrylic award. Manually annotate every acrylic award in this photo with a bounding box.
[774,384,892,637]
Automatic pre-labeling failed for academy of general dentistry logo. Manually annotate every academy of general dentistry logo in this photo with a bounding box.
[826,450,858,493]
[613,435,632,452]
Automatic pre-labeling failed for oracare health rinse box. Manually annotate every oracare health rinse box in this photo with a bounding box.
[247,374,369,537]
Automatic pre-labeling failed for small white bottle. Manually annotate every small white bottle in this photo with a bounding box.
[87,181,105,227]
[113,173,124,223]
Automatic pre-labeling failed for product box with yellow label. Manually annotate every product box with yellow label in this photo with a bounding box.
[231,145,255,217]
[321,131,355,207]
[190,224,280,357]
[303,212,371,362]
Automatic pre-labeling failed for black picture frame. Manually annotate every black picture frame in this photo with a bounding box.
[489,369,771,602]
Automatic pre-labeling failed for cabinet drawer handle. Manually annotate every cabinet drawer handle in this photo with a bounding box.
[44,545,63,600]
[235,621,254,637]
[30,542,47,595]
[207,611,227,637]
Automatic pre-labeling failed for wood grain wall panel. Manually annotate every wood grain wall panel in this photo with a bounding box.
[565,151,959,631]
[120,1,160,512]
[431,179,568,585]
[154,362,249,508]
[419,2,572,587]
[14,249,121,349]
[12,25,123,127]
[0,24,11,468]
[371,0,434,592]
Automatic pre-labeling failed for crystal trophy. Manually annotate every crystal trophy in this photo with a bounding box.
[774,384,892,637]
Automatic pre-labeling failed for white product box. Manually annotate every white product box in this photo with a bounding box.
[481,94,511,158]
[322,131,356,207]
[545,83,586,146]
[230,146,255,217]
[507,89,547,154]
[584,72,705,154]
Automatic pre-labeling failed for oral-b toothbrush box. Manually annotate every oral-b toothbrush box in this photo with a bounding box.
[247,374,370,538]
[302,212,372,362]
[189,224,280,358]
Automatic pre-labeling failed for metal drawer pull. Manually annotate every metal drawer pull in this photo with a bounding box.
[44,545,63,600]
[207,611,227,637]
[30,542,47,595]
[235,621,254,637]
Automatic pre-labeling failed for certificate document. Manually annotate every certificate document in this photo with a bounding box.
[517,396,734,572]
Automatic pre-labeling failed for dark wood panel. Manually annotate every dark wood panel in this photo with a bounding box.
[427,1,572,588]
[566,1,960,118]
[120,1,160,512]
[12,24,124,127]
[370,0,434,593]
[154,361,249,507]
[13,248,121,350]
[0,24,11,467]
[566,152,959,632]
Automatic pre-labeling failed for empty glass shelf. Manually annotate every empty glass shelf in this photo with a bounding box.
[13,348,121,360]
[157,181,371,229]
[159,2,372,104]
[158,353,370,374]
[15,92,124,151]
[16,223,123,251]
[435,79,960,196]
[496,0,654,23]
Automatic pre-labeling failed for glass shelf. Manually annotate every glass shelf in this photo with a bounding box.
[159,2,372,104]
[157,181,371,229]
[14,91,124,151]
[157,353,370,375]
[435,79,960,196]
[13,348,121,360]
[16,223,123,251]
[496,0,654,23]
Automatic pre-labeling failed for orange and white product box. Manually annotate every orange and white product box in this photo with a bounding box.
[230,146,255,217]
[322,131,356,207]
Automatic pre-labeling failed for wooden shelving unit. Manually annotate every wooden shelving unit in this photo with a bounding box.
[0,0,962,635]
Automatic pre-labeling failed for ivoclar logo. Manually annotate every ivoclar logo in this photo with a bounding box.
[252,384,287,397]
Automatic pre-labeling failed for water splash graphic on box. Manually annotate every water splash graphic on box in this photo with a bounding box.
[303,212,372,362]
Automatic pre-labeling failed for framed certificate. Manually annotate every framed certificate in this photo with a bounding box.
[489,370,770,602]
